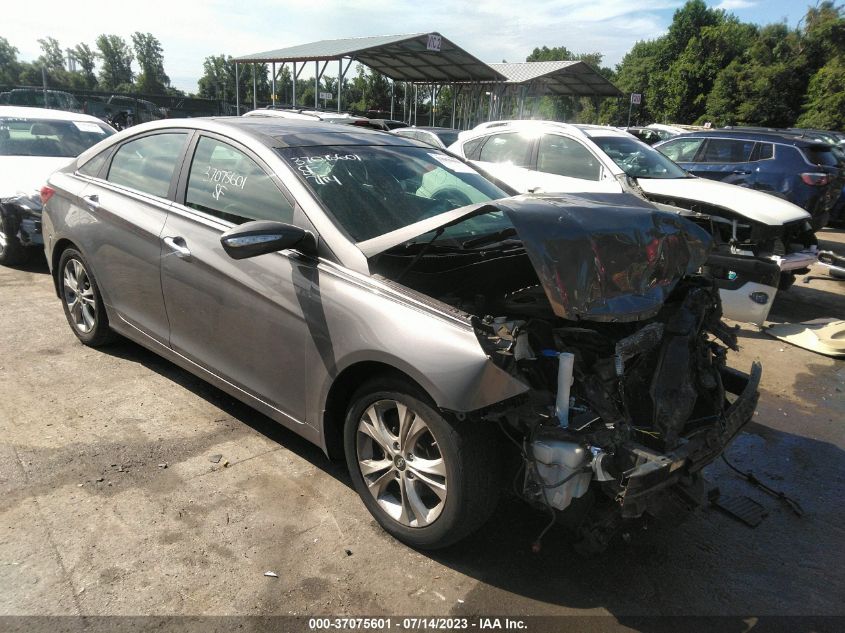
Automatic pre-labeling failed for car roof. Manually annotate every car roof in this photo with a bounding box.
[118,116,427,149]
[667,129,826,147]
[0,105,103,123]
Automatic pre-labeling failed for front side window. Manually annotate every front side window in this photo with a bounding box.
[537,134,602,181]
[185,136,293,224]
[699,138,755,163]
[279,145,508,242]
[592,135,688,179]
[0,116,114,157]
[107,132,187,198]
[658,137,704,162]
[478,133,532,167]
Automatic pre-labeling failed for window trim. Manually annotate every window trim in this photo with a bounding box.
[102,128,194,201]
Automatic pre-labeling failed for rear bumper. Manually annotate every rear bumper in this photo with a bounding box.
[615,362,762,516]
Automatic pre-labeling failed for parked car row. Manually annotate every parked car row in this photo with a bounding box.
[446,120,821,325]
[1,110,765,553]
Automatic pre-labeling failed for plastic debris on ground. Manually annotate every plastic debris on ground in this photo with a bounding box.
[764,318,845,358]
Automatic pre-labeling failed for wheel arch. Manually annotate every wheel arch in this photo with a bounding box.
[321,360,431,461]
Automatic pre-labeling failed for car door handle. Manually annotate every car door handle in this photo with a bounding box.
[82,194,99,210]
[163,236,192,260]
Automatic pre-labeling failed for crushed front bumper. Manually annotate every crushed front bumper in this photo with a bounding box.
[0,196,43,247]
[614,361,762,517]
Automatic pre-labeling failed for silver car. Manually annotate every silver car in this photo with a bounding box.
[42,117,761,551]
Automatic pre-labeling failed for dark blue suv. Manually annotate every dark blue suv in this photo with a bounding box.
[655,130,843,229]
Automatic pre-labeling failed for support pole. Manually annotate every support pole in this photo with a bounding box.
[235,62,240,115]
[271,62,276,107]
[451,84,457,129]
[338,59,342,112]
[292,62,297,106]
[315,61,319,109]
[390,79,394,120]
[252,63,257,111]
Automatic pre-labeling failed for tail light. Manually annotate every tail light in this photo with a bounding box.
[801,172,830,186]
[40,185,55,205]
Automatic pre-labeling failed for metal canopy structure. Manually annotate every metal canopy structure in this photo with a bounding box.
[234,33,504,83]
[230,33,620,128]
[488,61,621,98]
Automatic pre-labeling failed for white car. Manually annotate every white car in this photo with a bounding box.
[0,106,115,265]
[449,121,818,325]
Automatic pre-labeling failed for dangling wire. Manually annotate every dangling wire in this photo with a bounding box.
[721,454,804,517]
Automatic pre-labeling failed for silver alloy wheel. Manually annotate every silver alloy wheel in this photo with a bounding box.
[62,258,97,333]
[356,399,447,527]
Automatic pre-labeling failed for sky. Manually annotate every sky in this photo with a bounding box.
[4,0,812,94]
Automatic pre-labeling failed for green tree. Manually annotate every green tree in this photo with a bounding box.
[96,34,134,90]
[132,32,169,94]
[797,55,845,129]
[0,36,22,84]
[71,43,98,89]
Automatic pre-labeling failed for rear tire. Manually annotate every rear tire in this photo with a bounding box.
[58,248,116,347]
[344,376,499,549]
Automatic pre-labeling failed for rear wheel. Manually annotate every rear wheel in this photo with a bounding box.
[0,215,28,266]
[58,248,116,347]
[344,377,499,549]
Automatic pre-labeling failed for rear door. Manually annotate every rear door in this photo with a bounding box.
[81,130,190,344]
[528,133,619,193]
[466,132,535,191]
[160,133,311,423]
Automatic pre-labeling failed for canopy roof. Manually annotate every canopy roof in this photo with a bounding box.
[233,33,506,83]
[489,61,621,97]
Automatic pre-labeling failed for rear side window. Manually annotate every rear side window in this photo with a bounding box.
[185,136,293,225]
[699,138,755,163]
[478,133,532,167]
[107,133,187,198]
[754,143,774,161]
[537,134,601,181]
[658,138,704,162]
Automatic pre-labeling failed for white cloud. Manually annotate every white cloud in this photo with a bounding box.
[714,0,756,10]
[4,0,683,93]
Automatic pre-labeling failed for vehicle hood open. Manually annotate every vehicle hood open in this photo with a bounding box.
[363,192,713,322]
[497,193,712,321]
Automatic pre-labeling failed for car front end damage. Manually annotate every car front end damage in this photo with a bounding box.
[642,191,818,321]
[0,192,44,248]
[370,193,761,550]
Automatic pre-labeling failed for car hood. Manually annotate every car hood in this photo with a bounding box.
[364,192,712,322]
[637,176,810,225]
[0,156,74,198]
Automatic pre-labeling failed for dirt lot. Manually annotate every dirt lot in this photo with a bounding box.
[1,228,843,632]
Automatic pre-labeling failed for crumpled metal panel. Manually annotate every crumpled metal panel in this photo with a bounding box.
[498,193,713,322]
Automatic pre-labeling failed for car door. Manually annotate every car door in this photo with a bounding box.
[160,133,310,424]
[82,130,190,344]
[687,137,756,184]
[467,132,535,191]
[528,133,620,193]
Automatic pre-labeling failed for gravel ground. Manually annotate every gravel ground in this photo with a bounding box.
[1,228,843,632]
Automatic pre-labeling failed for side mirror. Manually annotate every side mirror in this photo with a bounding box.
[220,220,317,260]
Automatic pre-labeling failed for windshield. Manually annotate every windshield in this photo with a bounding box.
[593,135,688,179]
[278,145,510,242]
[434,131,459,147]
[0,117,114,157]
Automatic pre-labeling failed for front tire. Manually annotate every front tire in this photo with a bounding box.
[58,248,116,347]
[344,377,499,549]
[0,215,28,266]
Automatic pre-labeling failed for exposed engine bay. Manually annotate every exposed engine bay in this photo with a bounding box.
[371,194,762,550]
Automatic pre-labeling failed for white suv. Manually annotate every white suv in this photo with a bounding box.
[449,121,818,325]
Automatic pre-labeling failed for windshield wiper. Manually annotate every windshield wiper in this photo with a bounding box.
[394,203,502,283]
[462,227,518,248]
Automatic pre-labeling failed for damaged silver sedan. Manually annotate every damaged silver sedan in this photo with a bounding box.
[42,117,761,550]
